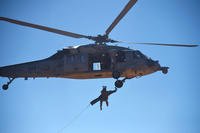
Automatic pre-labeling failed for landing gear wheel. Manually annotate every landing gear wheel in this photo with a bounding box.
[2,78,15,90]
[2,84,9,90]
[115,80,123,88]
[112,71,121,79]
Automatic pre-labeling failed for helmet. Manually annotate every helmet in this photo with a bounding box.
[102,86,107,91]
[102,86,107,89]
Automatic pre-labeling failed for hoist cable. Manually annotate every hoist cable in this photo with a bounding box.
[57,104,90,133]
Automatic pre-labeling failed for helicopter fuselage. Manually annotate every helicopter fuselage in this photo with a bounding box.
[0,44,168,80]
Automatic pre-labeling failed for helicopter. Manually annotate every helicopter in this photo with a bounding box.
[0,0,198,90]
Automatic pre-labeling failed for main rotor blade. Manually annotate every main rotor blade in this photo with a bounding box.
[105,0,137,36]
[117,41,198,47]
[0,17,91,39]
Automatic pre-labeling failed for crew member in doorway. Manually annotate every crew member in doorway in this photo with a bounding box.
[90,86,117,111]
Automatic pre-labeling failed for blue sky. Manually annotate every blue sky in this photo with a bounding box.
[0,0,199,133]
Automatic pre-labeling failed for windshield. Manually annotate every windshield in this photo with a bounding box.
[133,50,148,59]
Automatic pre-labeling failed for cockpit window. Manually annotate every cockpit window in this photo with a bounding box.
[132,51,139,58]
[133,50,148,59]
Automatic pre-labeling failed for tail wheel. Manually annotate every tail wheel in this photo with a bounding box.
[1,78,15,90]
[112,71,121,79]
[115,80,123,88]
[2,84,9,90]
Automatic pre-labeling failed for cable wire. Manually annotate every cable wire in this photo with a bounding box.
[57,104,90,133]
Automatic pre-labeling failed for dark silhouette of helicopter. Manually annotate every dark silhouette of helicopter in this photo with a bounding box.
[0,0,198,90]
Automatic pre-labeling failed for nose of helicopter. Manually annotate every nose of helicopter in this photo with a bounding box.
[147,59,161,70]
[147,59,169,74]
[147,59,159,67]
[153,60,161,69]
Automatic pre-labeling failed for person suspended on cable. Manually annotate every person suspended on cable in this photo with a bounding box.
[90,86,117,110]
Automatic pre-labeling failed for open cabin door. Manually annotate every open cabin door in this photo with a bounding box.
[88,53,111,71]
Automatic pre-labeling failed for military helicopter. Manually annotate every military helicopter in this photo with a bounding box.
[0,0,198,90]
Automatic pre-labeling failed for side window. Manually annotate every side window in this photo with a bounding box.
[80,55,85,63]
[70,55,75,62]
[93,62,101,71]
[65,55,75,63]
[67,55,86,63]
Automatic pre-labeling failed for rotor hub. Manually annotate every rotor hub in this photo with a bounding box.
[89,34,118,45]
